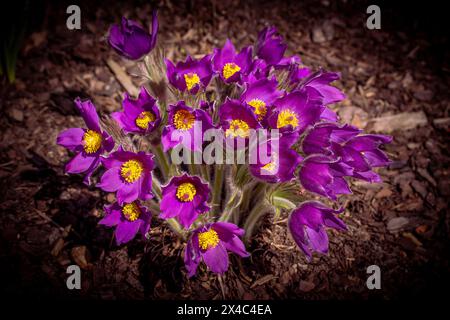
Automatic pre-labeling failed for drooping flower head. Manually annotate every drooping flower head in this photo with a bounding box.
[298,154,353,200]
[256,26,287,66]
[288,201,346,260]
[212,39,252,83]
[165,55,213,94]
[303,123,392,182]
[112,87,161,135]
[218,98,261,148]
[296,69,346,105]
[108,11,158,60]
[240,77,283,122]
[161,101,213,152]
[184,222,249,277]
[99,201,151,245]
[57,98,114,184]
[268,90,324,134]
[249,132,302,183]
[97,147,154,205]
[159,173,210,229]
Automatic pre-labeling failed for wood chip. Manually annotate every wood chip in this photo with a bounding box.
[105,58,139,97]
[367,111,428,133]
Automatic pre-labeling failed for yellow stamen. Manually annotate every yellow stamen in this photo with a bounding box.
[121,160,143,183]
[248,99,267,120]
[277,109,299,129]
[222,63,241,80]
[135,111,155,129]
[225,119,250,138]
[261,152,278,173]
[122,202,141,221]
[184,73,200,91]
[176,182,197,202]
[83,130,102,154]
[173,109,195,130]
[198,229,220,250]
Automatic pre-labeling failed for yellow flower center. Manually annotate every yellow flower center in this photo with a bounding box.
[135,111,155,129]
[225,119,251,138]
[83,130,102,154]
[184,73,200,91]
[173,109,195,130]
[120,160,143,183]
[122,202,141,221]
[176,182,197,202]
[222,62,241,80]
[261,152,278,173]
[198,229,220,250]
[248,99,267,120]
[277,109,299,129]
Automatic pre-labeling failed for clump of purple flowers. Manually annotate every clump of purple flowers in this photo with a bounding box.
[57,10,391,278]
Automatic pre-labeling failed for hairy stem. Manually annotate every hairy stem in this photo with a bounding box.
[152,144,170,180]
[212,164,224,215]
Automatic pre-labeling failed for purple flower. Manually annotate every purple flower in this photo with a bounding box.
[165,55,213,94]
[302,123,361,155]
[267,90,324,134]
[184,222,249,277]
[256,26,287,66]
[161,101,213,152]
[249,132,302,183]
[274,54,302,70]
[97,147,154,205]
[288,201,346,260]
[212,39,252,83]
[297,69,345,105]
[112,87,161,135]
[240,78,283,122]
[57,98,114,184]
[218,98,261,148]
[303,123,392,182]
[108,11,158,60]
[99,201,151,245]
[289,66,312,83]
[159,174,210,229]
[298,154,353,200]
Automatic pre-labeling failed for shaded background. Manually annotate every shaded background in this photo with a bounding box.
[0,0,449,299]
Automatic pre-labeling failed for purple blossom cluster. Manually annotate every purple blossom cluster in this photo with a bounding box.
[57,11,391,277]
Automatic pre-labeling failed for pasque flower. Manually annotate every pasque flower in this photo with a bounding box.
[57,98,114,184]
[108,11,158,60]
[99,201,151,245]
[256,26,287,66]
[159,173,210,229]
[218,98,261,148]
[97,147,154,205]
[212,39,252,83]
[184,222,249,277]
[267,90,324,134]
[298,154,353,200]
[240,77,283,122]
[303,122,392,182]
[249,132,302,183]
[288,201,346,260]
[296,69,346,105]
[112,86,161,135]
[166,55,213,94]
[161,101,214,152]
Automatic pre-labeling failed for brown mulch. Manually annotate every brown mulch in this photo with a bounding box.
[0,0,449,299]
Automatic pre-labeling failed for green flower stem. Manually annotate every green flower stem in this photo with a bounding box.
[153,144,170,180]
[200,165,210,182]
[243,200,272,243]
[212,164,224,215]
[271,196,297,210]
[152,176,162,200]
[167,218,186,240]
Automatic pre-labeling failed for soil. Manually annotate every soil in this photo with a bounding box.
[0,0,449,300]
